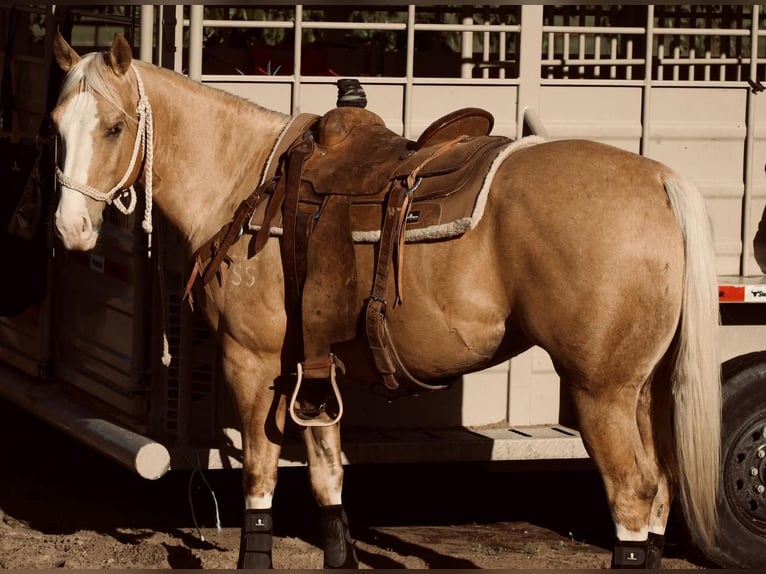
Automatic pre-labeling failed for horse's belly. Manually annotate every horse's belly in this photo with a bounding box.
[344,215,521,383]
[388,310,509,379]
[337,306,529,386]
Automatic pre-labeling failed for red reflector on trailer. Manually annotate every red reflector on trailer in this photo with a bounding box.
[719,285,745,302]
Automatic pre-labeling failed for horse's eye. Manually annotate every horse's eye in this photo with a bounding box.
[107,122,123,137]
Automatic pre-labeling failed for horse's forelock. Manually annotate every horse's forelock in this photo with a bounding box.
[59,52,135,122]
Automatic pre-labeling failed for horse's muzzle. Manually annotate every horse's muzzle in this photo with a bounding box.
[54,212,100,251]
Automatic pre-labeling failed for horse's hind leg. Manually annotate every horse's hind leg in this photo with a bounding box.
[302,424,359,569]
[637,369,677,569]
[570,378,666,569]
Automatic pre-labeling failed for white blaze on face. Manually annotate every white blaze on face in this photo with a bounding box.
[55,90,100,250]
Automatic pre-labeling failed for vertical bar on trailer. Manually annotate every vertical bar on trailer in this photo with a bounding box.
[139,5,153,63]
[499,31,506,80]
[174,6,184,73]
[292,5,302,115]
[596,6,603,77]
[641,5,654,156]
[516,4,544,140]
[483,30,490,79]
[188,5,203,81]
[403,5,415,139]
[156,6,164,68]
[742,4,760,274]
[461,11,473,78]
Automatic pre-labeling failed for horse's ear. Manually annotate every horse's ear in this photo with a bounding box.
[53,31,80,72]
[106,33,133,76]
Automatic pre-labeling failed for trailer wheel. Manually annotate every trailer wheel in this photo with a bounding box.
[700,352,766,568]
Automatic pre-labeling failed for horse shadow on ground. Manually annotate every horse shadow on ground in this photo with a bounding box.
[352,527,480,569]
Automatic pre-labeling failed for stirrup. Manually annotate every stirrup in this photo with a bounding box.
[288,358,344,427]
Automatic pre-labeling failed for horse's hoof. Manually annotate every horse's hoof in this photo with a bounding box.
[319,504,358,569]
[646,533,664,569]
[611,536,663,569]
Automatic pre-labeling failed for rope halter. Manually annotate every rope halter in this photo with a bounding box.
[56,62,155,235]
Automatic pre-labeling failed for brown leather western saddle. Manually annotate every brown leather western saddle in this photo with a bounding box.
[185,105,512,424]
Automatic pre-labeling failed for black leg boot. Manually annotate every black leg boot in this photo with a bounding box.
[646,532,665,569]
[611,539,650,568]
[237,509,273,569]
[319,504,359,569]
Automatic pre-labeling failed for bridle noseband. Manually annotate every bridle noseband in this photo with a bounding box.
[56,62,155,234]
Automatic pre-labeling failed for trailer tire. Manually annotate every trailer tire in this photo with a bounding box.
[699,352,766,568]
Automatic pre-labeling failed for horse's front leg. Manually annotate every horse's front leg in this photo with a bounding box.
[302,423,359,569]
[238,403,285,570]
[222,337,286,569]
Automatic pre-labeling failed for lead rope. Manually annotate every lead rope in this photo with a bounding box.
[155,217,172,367]
[133,69,169,365]
[127,66,169,365]
[137,65,155,240]
[131,71,169,366]
[131,69,170,365]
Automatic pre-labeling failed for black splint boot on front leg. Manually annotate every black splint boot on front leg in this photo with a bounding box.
[238,509,273,569]
[319,504,359,569]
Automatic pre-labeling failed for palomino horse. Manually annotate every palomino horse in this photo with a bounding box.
[51,33,721,569]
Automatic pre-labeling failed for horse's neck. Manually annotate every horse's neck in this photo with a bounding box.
[140,63,289,252]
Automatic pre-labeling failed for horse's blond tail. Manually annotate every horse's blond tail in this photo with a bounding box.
[664,176,721,552]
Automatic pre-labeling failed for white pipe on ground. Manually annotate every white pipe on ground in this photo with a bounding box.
[0,363,170,480]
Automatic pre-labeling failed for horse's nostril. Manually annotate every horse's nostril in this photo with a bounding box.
[81,216,92,236]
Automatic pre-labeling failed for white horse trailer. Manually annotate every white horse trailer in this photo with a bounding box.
[1,4,765,567]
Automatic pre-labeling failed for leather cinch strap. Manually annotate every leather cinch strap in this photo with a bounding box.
[364,184,411,389]
[363,181,449,393]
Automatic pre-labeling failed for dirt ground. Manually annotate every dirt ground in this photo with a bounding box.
[0,398,707,570]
